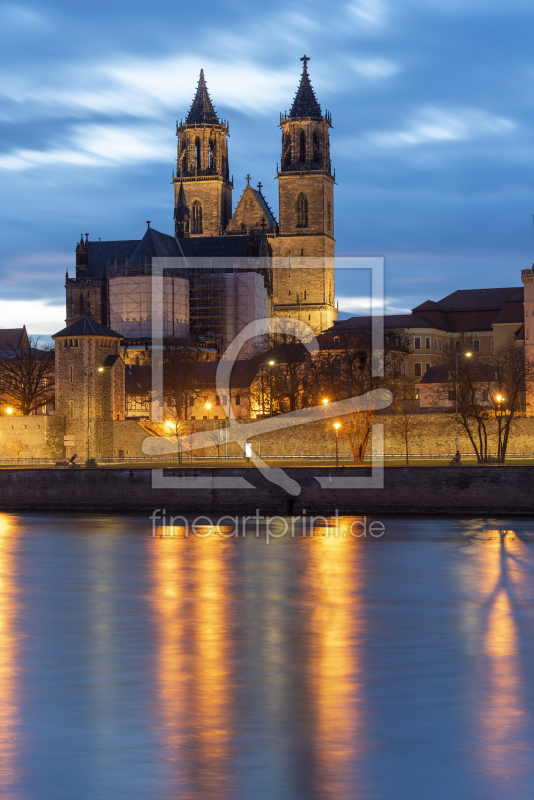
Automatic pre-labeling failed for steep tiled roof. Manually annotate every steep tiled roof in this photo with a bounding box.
[125,364,151,394]
[86,240,140,278]
[0,327,29,349]
[422,287,523,313]
[330,313,447,332]
[186,70,219,125]
[492,300,524,325]
[52,316,123,339]
[126,226,182,266]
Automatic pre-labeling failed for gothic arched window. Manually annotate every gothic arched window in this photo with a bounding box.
[296,193,308,228]
[209,138,215,171]
[327,198,331,230]
[192,200,203,234]
[195,138,201,171]
[299,130,306,163]
[313,130,322,164]
[79,294,84,316]
[283,132,292,168]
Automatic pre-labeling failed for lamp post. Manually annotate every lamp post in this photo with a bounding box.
[323,398,329,415]
[166,419,180,462]
[334,422,341,468]
[495,393,505,464]
[205,401,211,420]
[454,351,471,453]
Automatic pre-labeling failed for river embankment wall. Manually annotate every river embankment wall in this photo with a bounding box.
[1,466,534,514]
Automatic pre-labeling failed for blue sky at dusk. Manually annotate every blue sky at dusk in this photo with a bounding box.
[1,0,534,334]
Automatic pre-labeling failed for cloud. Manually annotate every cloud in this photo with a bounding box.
[0,122,172,171]
[337,295,411,314]
[349,58,399,79]
[370,107,515,147]
[0,56,298,123]
[0,298,64,335]
[347,0,387,26]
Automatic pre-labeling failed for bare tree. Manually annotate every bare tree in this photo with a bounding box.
[387,387,420,465]
[492,342,533,462]
[5,439,28,467]
[163,338,206,422]
[0,337,54,415]
[313,329,409,464]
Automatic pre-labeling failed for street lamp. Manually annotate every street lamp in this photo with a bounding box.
[5,407,12,415]
[334,422,341,468]
[323,398,329,415]
[454,351,472,452]
[166,419,180,462]
[205,402,211,420]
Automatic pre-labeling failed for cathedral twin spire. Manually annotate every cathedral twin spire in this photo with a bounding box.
[186,69,220,125]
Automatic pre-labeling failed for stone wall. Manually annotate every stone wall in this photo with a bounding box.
[1,412,533,462]
[0,416,64,460]
[1,465,534,513]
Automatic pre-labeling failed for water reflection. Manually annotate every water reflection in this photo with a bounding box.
[0,515,20,798]
[474,529,531,785]
[150,530,235,799]
[303,526,367,799]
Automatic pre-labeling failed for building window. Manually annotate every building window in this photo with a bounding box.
[448,390,455,401]
[473,339,480,352]
[312,130,321,164]
[439,338,442,351]
[235,394,241,405]
[195,137,201,171]
[299,130,306,162]
[215,396,220,406]
[413,337,421,350]
[190,416,196,420]
[327,198,331,230]
[425,337,431,349]
[296,193,308,228]
[209,138,215,170]
[69,366,73,383]
[69,400,74,418]
[491,339,494,351]
[481,389,489,402]
[425,363,431,373]
[414,363,422,377]
[192,201,203,234]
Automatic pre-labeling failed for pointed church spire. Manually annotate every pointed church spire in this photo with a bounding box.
[174,180,191,238]
[186,70,219,125]
[289,56,322,119]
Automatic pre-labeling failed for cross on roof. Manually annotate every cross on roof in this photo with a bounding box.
[246,174,251,185]
[260,217,267,230]
[257,181,263,192]
[300,55,310,69]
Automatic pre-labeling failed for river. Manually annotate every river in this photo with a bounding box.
[0,513,532,799]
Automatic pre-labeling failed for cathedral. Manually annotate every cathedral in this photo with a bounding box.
[65,56,337,350]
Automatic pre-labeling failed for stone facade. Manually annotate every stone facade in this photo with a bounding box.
[53,319,125,460]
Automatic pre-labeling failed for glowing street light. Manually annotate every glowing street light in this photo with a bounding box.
[495,394,503,404]
[5,407,12,415]
[205,401,211,421]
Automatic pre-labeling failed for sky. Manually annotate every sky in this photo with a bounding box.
[1,0,534,335]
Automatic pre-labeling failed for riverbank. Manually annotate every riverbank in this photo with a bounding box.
[2,465,534,514]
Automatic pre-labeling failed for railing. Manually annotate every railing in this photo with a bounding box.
[2,453,534,469]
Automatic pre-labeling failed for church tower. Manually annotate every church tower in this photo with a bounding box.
[271,56,337,334]
[173,70,233,237]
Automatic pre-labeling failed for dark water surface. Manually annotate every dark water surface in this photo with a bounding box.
[0,513,533,799]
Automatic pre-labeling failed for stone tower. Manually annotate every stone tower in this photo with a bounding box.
[52,317,125,460]
[271,56,337,335]
[65,235,108,326]
[173,70,233,237]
